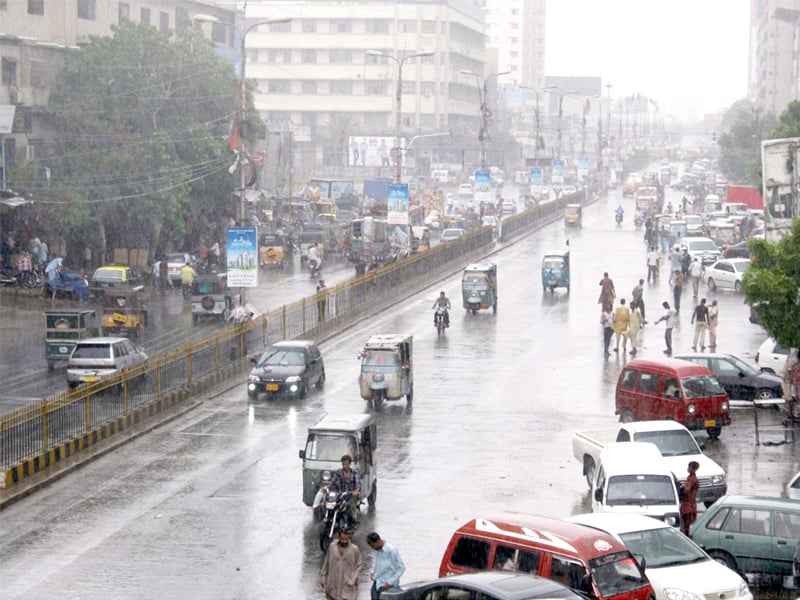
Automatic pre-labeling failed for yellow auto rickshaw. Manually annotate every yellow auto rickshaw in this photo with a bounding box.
[100,285,148,337]
[259,232,289,268]
[564,204,582,227]
[462,262,498,314]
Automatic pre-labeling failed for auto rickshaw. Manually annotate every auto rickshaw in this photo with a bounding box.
[190,274,231,324]
[541,250,570,293]
[708,221,739,247]
[100,285,148,337]
[358,334,413,411]
[564,203,582,227]
[298,414,377,515]
[259,231,290,268]
[462,262,497,314]
[44,307,102,370]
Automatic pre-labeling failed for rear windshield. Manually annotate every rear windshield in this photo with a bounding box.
[589,551,649,597]
[634,430,701,457]
[681,375,725,398]
[72,343,112,360]
[606,474,676,506]
[543,259,564,269]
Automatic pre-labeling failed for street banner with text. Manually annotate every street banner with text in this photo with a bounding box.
[226,226,258,288]
[387,183,409,225]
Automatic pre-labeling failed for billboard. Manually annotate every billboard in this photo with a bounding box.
[387,183,409,225]
[348,135,405,168]
[529,167,543,186]
[552,160,565,184]
[474,169,492,204]
[226,226,258,288]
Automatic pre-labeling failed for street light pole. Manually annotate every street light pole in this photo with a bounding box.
[460,70,510,169]
[366,50,433,183]
[556,89,578,161]
[518,85,555,161]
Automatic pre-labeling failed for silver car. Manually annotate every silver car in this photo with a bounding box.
[66,337,148,387]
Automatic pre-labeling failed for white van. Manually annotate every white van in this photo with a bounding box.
[591,442,680,527]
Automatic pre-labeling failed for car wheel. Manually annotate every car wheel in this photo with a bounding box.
[584,457,596,489]
[316,370,325,390]
[367,480,377,506]
[620,409,635,423]
[755,388,777,400]
[707,278,717,291]
[708,550,739,574]
[734,280,742,293]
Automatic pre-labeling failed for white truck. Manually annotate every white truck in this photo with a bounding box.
[572,420,727,506]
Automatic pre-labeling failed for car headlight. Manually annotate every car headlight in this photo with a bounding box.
[372,373,384,382]
[664,588,703,600]
[248,375,260,382]
[286,376,301,383]
[687,403,696,414]
[711,474,725,485]
[721,400,729,410]
[738,579,750,597]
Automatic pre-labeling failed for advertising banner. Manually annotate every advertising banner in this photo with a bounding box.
[226,226,258,288]
[387,183,409,225]
[529,167,543,186]
[578,156,589,178]
[348,135,405,168]
[551,160,565,184]
[474,169,492,204]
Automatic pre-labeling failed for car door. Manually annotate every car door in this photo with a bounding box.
[709,357,744,399]
[719,507,773,574]
[773,509,800,575]
[716,262,735,289]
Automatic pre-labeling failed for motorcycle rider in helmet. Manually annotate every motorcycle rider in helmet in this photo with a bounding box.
[432,291,451,327]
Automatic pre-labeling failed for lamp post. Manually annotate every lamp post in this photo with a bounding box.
[460,69,510,169]
[366,50,433,183]
[194,13,291,224]
[518,85,555,161]
[556,89,578,161]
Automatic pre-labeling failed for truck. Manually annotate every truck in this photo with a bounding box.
[725,184,763,211]
[572,420,727,506]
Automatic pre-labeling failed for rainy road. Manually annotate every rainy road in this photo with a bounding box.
[1,185,798,599]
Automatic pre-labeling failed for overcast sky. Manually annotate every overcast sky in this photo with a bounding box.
[545,0,751,118]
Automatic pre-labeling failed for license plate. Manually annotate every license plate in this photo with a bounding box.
[704,419,717,428]
[84,375,97,382]
[266,383,279,392]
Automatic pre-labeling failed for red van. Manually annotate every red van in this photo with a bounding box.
[439,514,654,600]
[615,358,730,439]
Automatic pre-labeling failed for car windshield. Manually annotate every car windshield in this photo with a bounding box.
[304,433,357,461]
[726,356,758,377]
[165,253,187,263]
[544,258,564,269]
[95,269,122,281]
[361,350,401,366]
[72,344,111,359]
[259,349,305,366]
[619,527,708,569]
[633,430,701,457]
[463,274,488,285]
[689,241,718,252]
[681,375,726,398]
[606,475,676,505]
[589,551,649,596]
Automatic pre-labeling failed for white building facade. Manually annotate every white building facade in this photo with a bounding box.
[482,0,545,88]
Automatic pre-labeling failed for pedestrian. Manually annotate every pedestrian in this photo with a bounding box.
[350,139,359,165]
[628,300,643,355]
[151,259,161,291]
[601,308,614,356]
[659,225,669,252]
[655,301,678,355]
[646,246,659,283]
[317,278,328,322]
[159,255,171,294]
[38,239,49,266]
[597,272,616,313]
[681,249,691,280]
[83,244,92,273]
[688,258,704,298]
[631,278,646,322]
[679,461,700,537]
[707,299,718,349]
[672,269,684,314]
[367,532,405,599]
[691,298,709,350]
[613,298,630,353]
[668,246,683,283]
[320,530,362,600]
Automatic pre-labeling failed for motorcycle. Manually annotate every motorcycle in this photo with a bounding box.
[634,212,644,229]
[318,488,356,553]
[434,305,449,335]
[308,258,323,278]
[615,211,624,226]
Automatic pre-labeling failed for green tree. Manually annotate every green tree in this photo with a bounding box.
[770,100,800,139]
[742,220,800,349]
[717,99,775,186]
[37,21,263,261]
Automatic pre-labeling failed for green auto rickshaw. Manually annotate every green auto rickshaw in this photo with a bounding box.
[462,262,498,314]
[541,250,570,293]
[44,307,102,370]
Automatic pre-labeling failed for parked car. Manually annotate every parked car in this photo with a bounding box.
[247,340,325,399]
[680,236,721,266]
[673,352,783,401]
[755,337,789,375]
[90,265,142,289]
[683,214,705,236]
[382,572,584,600]
[704,258,750,293]
[66,336,148,388]
[690,495,800,581]
[723,240,753,259]
[164,252,195,283]
[567,513,752,600]
[457,183,473,197]
[440,228,465,242]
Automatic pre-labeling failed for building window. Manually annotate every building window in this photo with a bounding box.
[330,80,353,95]
[364,113,386,130]
[301,80,317,94]
[365,52,388,65]
[269,21,291,33]
[301,50,317,64]
[421,20,435,34]
[330,20,351,33]
[28,0,43,15]
[141,7,150,25]
[268,80,291,94]
[398,20,416,33]
[0,0,7,10]
[401,82,417,94]
[119,2,130,22]
[175,7,189,28]
[329,49,351,64]
[268,49,291,64]
[159,11,169,31]
[302,19,317,33]
[366,19,389,34]
[365,81,386,95]
[421,82,434,97]
[77,0,96,20]
[211,22,228,44]
[2,58,17,86]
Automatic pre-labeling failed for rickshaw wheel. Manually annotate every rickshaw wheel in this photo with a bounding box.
[492,303,497,315]
[367,480,377,506]
[406,387,413,405]
[47,360,55,372]
[471,307,477,315]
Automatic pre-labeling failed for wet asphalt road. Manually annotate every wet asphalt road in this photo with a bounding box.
[0,183,798,599]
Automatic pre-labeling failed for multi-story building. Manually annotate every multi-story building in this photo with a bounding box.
[0,0,234,172]
[750,0,797,115]
[481,0,545,88]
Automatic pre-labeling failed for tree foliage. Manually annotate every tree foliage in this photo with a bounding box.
[742,220,800,349]
[770,100,800,140]
[39,21,263,258]
[717,99,776,186]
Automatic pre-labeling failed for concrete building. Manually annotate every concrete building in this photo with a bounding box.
[481,0,545,88]
[750,0,797,115]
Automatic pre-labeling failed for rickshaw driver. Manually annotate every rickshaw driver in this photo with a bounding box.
[330,455,362,526]
[432,291,451,327]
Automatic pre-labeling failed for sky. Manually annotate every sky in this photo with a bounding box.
[545,0,751,119]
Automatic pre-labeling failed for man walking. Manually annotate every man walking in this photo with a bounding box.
[708,299,719,349]
[655,301,679,355]
[688,258,704,298]
[691,298,709,350]
[320,530,362,600]
[646,247,659,283]
[601,307,614,356]
[367,532,405,599]
[631,278,646,322]
[613,298,631,353]
[316,279,328,322]
[628,301,643,355]
[597,272,616,313]
[672,269,684,314]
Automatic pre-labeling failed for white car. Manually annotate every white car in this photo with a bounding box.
[755,337,789,375]
[567,513,752,600]
[681,236,721,266]
[439,228,465,242]
[683,214,704,236]
[561,185,578,196]
[457,183,473,197]
[704,258,750,293]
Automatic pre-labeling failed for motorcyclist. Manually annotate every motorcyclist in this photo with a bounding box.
[330,454,361,527]
[179,262,196,295]
[432,291,451,327]
[307,243,322,270]
[615,205,624,221]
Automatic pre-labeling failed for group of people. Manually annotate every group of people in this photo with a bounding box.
[599,274,645,356]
